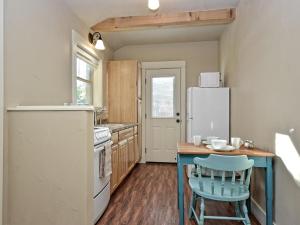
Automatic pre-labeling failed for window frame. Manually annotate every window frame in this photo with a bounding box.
[72,30,100,105]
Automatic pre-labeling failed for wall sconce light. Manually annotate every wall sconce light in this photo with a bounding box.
[88,32,105,50]
[148,0,160,11]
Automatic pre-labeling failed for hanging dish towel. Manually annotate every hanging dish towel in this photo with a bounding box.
[99,141,113,178]
[99,148,105,178]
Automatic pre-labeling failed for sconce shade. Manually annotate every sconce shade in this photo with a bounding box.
[95,39,105,50]
[148,0,159,11]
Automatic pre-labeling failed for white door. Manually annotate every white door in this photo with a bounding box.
[145,69,181,163]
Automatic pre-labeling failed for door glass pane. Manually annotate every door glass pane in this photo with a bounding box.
[76,57,93,80]
[152,76,175,118]
[76,80,92,105]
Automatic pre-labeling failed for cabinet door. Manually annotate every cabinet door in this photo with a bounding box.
[111,144,119,193]
[119,60,138,123]
[128,137,135,170]
[118,140,128,182]
[108,61,121,122]
[134,134,140,163]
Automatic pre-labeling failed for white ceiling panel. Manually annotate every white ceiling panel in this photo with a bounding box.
[102,25,227,50]
[64,0,240,26]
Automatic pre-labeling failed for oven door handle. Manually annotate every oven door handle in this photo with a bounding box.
[94,141,113,153]
[94,145,104,153]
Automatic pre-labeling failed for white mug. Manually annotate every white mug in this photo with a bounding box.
[231,137,243,149]
[193,135,202,146]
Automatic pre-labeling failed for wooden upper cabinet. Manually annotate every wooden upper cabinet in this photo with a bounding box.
[107,60,140,123]
[108,61,122,122]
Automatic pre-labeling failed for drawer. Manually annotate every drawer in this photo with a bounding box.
[111,132,119,145]
[134,126,138,134]
[119,128,134,141]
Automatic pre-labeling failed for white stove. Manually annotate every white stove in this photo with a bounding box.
[94,127,111,146]
[93,127,112,224]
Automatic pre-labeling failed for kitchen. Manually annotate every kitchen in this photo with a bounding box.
[1,1,300,225]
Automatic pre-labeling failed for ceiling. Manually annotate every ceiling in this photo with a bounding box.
[102,25,227,50]
[64,0,240,50]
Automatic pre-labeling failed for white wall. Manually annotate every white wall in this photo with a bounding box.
[113,41,219,88]
[5,0,112,106]
[0,0,3,223]
[3,0,111,224]
[220,1,300,225]
[7,109,94,225]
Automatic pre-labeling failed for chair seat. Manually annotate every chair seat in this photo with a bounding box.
[189,177,250,202]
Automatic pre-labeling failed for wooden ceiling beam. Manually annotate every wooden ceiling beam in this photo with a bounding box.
[91,8,236,32]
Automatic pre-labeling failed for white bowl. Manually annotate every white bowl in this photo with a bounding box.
[211,139,227,149]
[206,136,219,144]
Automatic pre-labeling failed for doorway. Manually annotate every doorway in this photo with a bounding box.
[142,61,186,163]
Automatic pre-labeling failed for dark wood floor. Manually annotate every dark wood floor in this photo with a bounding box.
[96,163,260,225]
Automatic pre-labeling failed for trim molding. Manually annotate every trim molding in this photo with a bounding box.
[251,198,276,225]
[0,0,3,223]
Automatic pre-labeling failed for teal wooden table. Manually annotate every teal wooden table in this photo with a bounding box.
[177,143,275,225]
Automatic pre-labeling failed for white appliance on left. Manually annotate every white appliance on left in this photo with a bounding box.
[93,127,112,224]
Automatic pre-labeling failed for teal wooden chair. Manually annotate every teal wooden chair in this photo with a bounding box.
[188,154,254,225]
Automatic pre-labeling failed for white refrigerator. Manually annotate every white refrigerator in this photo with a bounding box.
[187,87,230,143]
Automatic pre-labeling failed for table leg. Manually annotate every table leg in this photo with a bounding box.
[177,154,179,208]
[246,173,252,214]
[177,155,185,225]
[265,157,273,225]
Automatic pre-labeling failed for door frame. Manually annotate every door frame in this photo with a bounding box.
[0,0,4,222]
[141,61,186,163]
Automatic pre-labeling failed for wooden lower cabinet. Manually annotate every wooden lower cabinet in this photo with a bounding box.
[111,144,119,193]
[128,137,135,171]
[110,126,140,195]
[118,140,128,182]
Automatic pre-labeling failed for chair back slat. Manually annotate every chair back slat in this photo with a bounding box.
[221,171,225,196]
[245,168,252,186]
[193,154,254,197]
[239,171,245,194]
[230,171,236,196]
[197,166,204,191]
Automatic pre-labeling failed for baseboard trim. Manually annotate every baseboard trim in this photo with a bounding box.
[251,198,276,225]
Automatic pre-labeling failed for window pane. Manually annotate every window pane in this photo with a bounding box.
[152,76,175,118]
[76,57,93,80]
[76,80,92,105]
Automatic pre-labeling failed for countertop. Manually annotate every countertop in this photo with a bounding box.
[7,105,94,111]
[96,123,139,133]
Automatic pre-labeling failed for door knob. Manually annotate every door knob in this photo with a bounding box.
[176,119,181,123]
[176,112,180,116]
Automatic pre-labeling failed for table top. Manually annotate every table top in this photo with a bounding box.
[177,143,275,157]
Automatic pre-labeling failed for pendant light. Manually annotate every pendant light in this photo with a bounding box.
[148,0,159,11]
[88,32,106,50]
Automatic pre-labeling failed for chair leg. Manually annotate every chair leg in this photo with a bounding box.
[235,201,241,217]
[242,200,251,225]
[189,192,196,219]
[199,197,205,225]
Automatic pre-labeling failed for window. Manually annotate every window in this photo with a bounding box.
[76,57,94,105]
[151,76,175,118]
[72,30,100,105]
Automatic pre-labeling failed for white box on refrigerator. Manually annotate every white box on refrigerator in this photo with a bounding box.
[199,72,221,87]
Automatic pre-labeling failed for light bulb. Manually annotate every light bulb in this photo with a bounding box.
[95,39,105,50]
[148,0,159,11]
